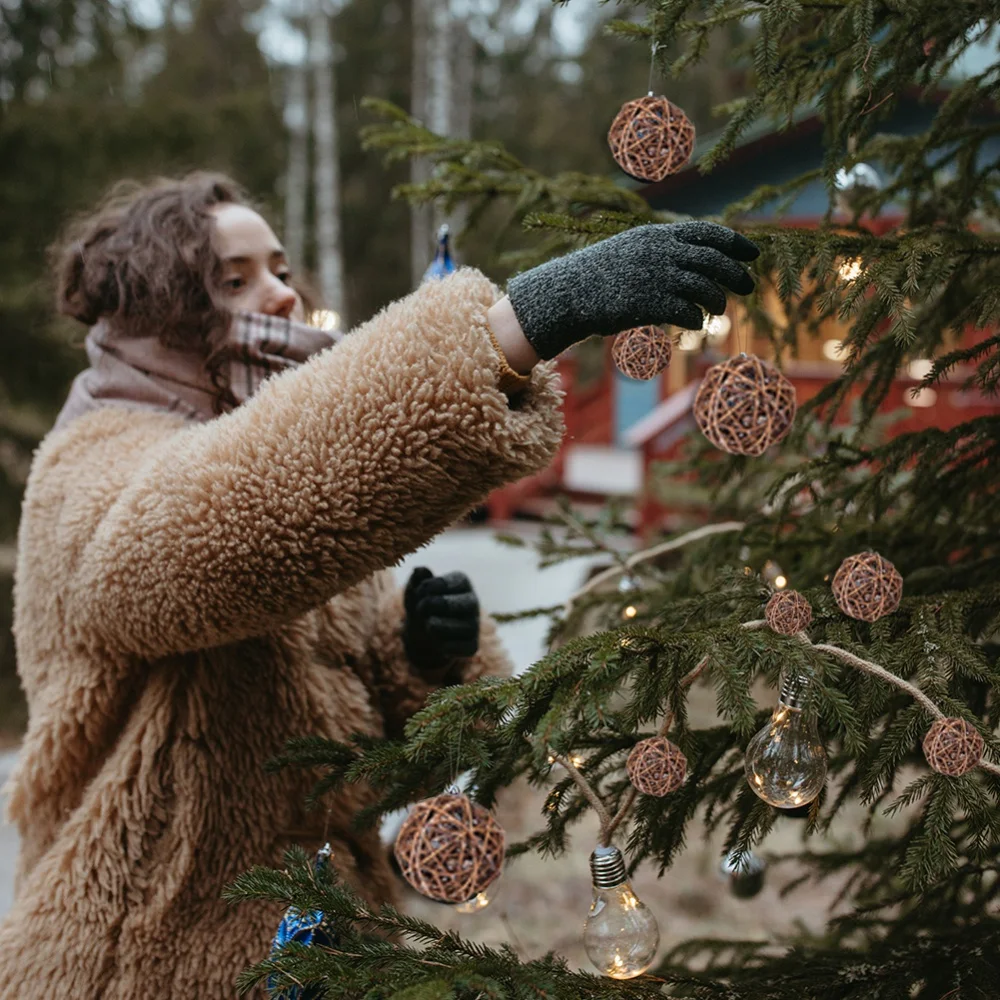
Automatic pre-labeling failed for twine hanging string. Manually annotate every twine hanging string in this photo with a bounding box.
[647,39,660,97]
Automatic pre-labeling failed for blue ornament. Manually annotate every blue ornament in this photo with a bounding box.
[421,224,456,283]
[268,843,337,1000]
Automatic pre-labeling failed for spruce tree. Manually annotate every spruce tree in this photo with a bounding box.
[226,2,1000,996]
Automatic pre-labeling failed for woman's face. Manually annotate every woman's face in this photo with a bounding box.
[210,204,304,320]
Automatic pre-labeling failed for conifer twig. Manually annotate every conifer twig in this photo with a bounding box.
[807,639,944,720]
[550,618,1000,847]
[590,621,767,843]
[562,521,745,616]
[802,637,1000,778]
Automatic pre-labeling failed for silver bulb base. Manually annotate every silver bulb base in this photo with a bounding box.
[778,673,810,710]
[590,845,628,889]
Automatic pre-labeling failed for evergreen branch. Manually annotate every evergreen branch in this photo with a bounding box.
[798,638,1000,778]
[563,522,746,616]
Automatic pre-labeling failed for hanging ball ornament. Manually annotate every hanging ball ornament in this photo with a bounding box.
[765,590,813,636]
[613,326,673,381]
[626,737,688,797]
[719,850,767,899]
[394,793,506,904]
[922,717,984,777]
[834,163,883,215]
[608,95,695,183]
[694,354,797,456]
[831,552,903,622]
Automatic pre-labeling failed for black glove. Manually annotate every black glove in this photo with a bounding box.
[506,221,760,361]
[402,568,480,678]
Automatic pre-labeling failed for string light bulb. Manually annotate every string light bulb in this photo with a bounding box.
[762,560,787,590]
[702,312,731,342]
[455,884,495,914]
[745,674,827,809]
[584,846,660,979]
[838,258,862,283]
[619,574,640,621]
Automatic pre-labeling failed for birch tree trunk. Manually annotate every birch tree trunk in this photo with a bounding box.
[282,56,309,271]
[445,16,474,238]
[409,0,433,288]
[310,0,345,321]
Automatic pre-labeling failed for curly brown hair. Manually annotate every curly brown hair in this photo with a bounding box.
[51,171,310,412]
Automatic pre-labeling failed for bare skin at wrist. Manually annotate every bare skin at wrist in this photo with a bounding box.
[487,296,541,375]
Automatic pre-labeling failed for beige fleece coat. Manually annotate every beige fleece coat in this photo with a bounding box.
[0,270,564,997]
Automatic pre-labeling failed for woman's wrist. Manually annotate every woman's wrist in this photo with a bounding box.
[486,296,540,375]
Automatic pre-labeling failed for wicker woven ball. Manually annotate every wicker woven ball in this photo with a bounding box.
[693,354,797,456]
[626,737,688,796]
[922,717,984,777]
[765,590,813,635]
[608,95,695,183]
[612,326,673,380]
[831,552,903,622]
[394,794,506,904]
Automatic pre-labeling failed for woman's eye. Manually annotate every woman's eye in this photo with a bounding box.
[277,271,292,285]
[224,277,245,291]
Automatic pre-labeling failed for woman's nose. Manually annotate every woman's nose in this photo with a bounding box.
[262,276,298,318]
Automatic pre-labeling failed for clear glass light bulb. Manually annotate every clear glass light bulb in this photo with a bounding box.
[454,883,495,913]
[745,674,827,809]
[584,846,660,980]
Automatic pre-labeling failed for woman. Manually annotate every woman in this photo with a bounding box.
[0,172,757,997]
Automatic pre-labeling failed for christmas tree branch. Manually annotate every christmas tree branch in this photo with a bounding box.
[804,637,1000,778]
[563,522,746,616]
[564,620,769,845]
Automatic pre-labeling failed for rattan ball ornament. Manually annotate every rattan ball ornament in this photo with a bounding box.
[922,717,984,777]
[608,95,695,183]
[694,354,797,456]
[626,737,688,796]
[831,552,903,622]
[613,326,673,381]
[765,590,813,635]
[394,793,506,904]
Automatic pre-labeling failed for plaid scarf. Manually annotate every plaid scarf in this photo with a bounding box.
[53,312,343,433]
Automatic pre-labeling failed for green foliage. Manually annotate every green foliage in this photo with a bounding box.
[237,1,1000,997]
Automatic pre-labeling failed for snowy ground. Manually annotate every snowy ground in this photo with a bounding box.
[0,524,600,919]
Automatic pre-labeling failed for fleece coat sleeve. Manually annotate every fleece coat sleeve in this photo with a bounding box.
[63,269,564,660]
[362,572,514,739]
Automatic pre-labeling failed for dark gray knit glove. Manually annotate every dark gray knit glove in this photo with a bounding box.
[506,222,760,361]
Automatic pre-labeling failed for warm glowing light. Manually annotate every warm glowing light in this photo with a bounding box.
[907,359,934,380]
[622,605,638,619]
[838,258,862,283]
[570,754,585,767]
[455,890,493,914]
[822,339,846,362]
[677,330,702,352]
[774,575,788,590]
[910,387,938,408]
[702,313,732,341]
[310,309,341,332]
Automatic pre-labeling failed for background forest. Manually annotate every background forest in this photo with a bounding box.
[0,0,746,736]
